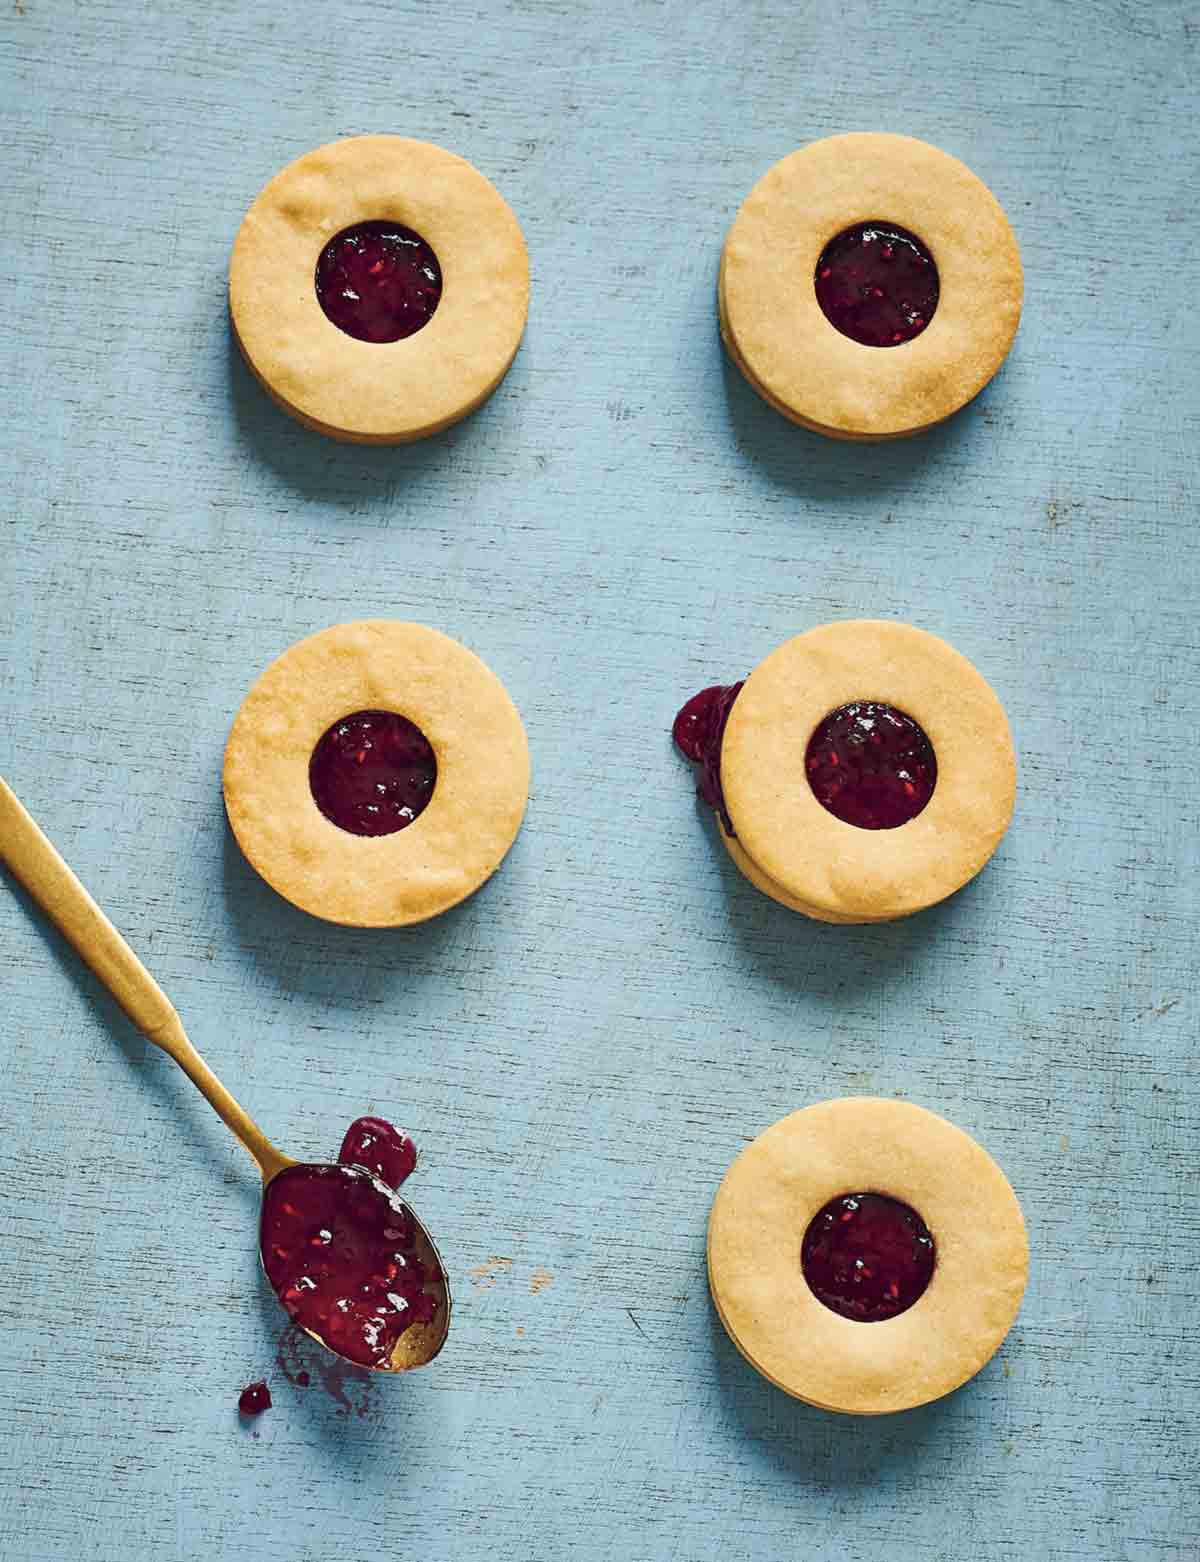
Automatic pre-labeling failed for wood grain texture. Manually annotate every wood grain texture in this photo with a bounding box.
[1,1,1197,1558]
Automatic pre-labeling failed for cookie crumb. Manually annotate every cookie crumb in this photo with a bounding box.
[469,1257,513,1288]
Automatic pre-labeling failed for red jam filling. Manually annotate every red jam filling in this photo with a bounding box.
[338,1116,417,1190]
[260,1160,438,1370]
[315,220,442,343]
[238,1379,271,1415]
[672,682,745,836]
[309,709,437,838]
[814,222,939,347]
[805,701,936,830]
[801,1192,935,1322]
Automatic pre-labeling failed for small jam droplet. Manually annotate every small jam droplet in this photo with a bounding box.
[309,710,437,838]
[238,1380,272,1416]
[801,1193,935,1321]
[672,682,745,837]
[315,221,442,343]
[338,1116,418,1189]
[814,221,939,348]
[805,701,936,830]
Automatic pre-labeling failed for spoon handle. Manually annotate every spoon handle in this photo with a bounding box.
[0,778,291,1182]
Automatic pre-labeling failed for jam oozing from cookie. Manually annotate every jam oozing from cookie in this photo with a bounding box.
[802,1192,935,1321]
[338,1116,418,1190]
[261,1157,437,1370]
[805,701,936,830]
[315,221,442,343]
[672,682,745,837]
[814,222,939,347]
[309,709,437,837]
[237,1379,272,1415]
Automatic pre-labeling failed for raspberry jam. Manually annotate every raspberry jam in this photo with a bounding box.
[338,1116,418,1190]
[802,1193,935,1321]
[315,220,442,343]
[237,1379,271,1416]
[260,1120,433,1371]
[261,1163,437,1370]
[672,682,745,836]
[309,709,436,837]
[814,222,939,347]
[805,702,936,830]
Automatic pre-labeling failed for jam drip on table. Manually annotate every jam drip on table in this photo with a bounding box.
[260,1118,436,1370]
[315,220,442,343]
[338,1116,418,1190]
[672,682,745,837]
[814,221,939,348]
[801,1192,935,1322]
[309,709,437,838]
[237,1379,271,1415]
[805,701,936,830]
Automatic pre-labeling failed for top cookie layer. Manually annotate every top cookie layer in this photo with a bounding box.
[230,137,529,442]
[708,1097,1028,1414]
[721,134,1022,438]
[223,620,530,926]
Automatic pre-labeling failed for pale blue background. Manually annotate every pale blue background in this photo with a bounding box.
[1,2,1197,1558]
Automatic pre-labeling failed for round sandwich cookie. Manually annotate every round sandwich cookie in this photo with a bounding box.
[224,620,529,926]
[672,620,1016,923]
[720,133,1022,440]
[708,1097,1028,1414]
[230,136,529,443]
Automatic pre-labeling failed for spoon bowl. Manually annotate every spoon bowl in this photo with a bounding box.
[260,1159,450,1372]
[0,778,451,1374]
[380,1209,451,1370]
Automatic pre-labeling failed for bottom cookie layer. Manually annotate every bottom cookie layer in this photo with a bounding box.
[719,827,898,924]
[717,267,943,443]
[232,317,518,445]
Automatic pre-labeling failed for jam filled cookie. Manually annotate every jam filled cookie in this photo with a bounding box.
[720,134,1022,440]
[224,621,529,926]
[673,620,1015,923]
[230,136,529,443]
[708,1098,1028,1414]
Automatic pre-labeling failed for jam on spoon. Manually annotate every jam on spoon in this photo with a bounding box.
[260,1117,439,1371]
[801,1192,935,1321]
[338,1116,418,1188]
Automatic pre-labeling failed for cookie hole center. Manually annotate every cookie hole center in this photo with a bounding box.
[802,1192,935,1321]
[814,221,939,347]
[315,220,442,343]
[309,709,437,837]
[805,701,936,830]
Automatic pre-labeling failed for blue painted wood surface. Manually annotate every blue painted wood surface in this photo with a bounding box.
[1,1,1197,1558]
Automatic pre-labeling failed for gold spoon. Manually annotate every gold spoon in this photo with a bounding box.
[0,777,450,1373]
